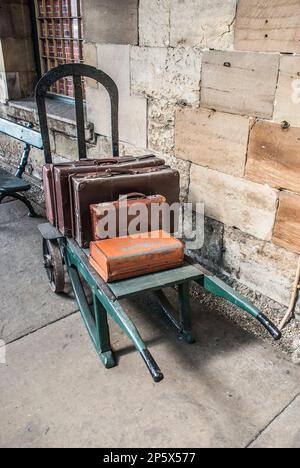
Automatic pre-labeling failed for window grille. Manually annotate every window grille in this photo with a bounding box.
[35,0,84,97]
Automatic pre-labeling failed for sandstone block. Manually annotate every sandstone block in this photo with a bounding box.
[83,0,138,45]
[201,50,279,119]
[223,225,299,306]
[235,0,300,53]
[274,55,300,127]
[189,164,278,240]
[131,46,202,106]
[139,0,170,47]
[273,191,300,254]
[175,107,249,176]
[245,120,300,194]
[170,0,236,50]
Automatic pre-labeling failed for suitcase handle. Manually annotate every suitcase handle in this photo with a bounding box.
[119,192,148,201]
[94,157,136,165]
[105,165,169,176]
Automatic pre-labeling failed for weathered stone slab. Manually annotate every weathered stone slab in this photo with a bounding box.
[148,99,176,156]
[131,46,202,106]
[273,191,300,254]
[201,50,279,119]
[245,120,300,194]
[83,0,138,45]
[175,108,249,177]
[189,164,278,240]
[87,44,147,148]
[223,225,299,306]
[235,0,300,53]
[139,0,170,47]
[83,43,98,89]
[86,88,147,149]
[274,55,300,127]
[170,0,236,50]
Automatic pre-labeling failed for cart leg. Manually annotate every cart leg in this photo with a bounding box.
[67,263,116,368]
[93,293,115,369]
[178,282,195,344]
[97,293,164,383]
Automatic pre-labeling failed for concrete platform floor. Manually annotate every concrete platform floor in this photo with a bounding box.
[0,200,300,448]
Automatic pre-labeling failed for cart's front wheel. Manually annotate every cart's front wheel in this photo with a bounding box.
[43,239,65,293]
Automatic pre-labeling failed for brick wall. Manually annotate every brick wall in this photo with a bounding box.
[82,0,300,308]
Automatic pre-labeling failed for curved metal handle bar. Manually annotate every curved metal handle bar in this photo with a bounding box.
[35,63,119,164]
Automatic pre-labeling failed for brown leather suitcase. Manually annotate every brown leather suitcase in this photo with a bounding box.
[89,230,184,282]
[43,159,110,226]
[90,193,167,241]
[43,155,165,231]
[70,166,180,247]
[54,155,165,236]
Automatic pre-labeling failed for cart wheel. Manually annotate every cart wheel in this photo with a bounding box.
[43,239,65,293]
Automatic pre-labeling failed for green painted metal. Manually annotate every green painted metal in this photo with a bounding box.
[63,238,201,381]
[109,264,203,299]
[0,118,43,149]
[153,289,195,344]
[199,274,260,319]
[178,283,195,344]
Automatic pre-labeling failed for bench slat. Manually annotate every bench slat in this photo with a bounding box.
[0,118,43,149]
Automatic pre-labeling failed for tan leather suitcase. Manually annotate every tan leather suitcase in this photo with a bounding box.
[89,230,184,282]
[90,193,167,241]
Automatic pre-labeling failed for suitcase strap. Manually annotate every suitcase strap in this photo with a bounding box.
[104,165,169,176]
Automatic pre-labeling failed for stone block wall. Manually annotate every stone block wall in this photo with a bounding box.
[1,0,300,311]
[82,0,300,308]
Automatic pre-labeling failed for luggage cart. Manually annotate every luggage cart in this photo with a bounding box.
[37,64,281,383]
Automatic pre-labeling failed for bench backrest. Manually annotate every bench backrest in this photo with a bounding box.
[0,118,43,149]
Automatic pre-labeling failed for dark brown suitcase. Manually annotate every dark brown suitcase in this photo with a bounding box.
[90,193,167,241]
[43,155,165,230]
[43,159,111,226]
[53,155,165,236]
[70,166,180,247]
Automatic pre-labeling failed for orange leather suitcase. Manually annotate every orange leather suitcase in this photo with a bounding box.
[89,230,184,282]
[90,193,167,241]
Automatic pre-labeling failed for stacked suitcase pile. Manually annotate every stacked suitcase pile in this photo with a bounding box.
[43,155,184,282]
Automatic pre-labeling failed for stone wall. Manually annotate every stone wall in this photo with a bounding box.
[1,0,300,311]
[82,0,300,308]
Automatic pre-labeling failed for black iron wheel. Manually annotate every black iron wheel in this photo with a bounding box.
[43,238,65,293]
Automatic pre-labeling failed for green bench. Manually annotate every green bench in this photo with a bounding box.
[0,117,44,217]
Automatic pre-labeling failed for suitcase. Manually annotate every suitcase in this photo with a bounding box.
[89,230,184,282]
[90,192,167,241]
[70,166,180,248]
[43,159,110,226]
[43,155,165,233]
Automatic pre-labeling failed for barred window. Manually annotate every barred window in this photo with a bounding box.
[35,0,84,97]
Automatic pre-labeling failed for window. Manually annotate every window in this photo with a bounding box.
[35,0,84,97]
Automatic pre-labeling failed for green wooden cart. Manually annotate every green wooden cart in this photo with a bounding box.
[37,64,281,383]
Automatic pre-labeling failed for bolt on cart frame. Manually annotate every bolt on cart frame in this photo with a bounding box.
[37,64,281,383]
